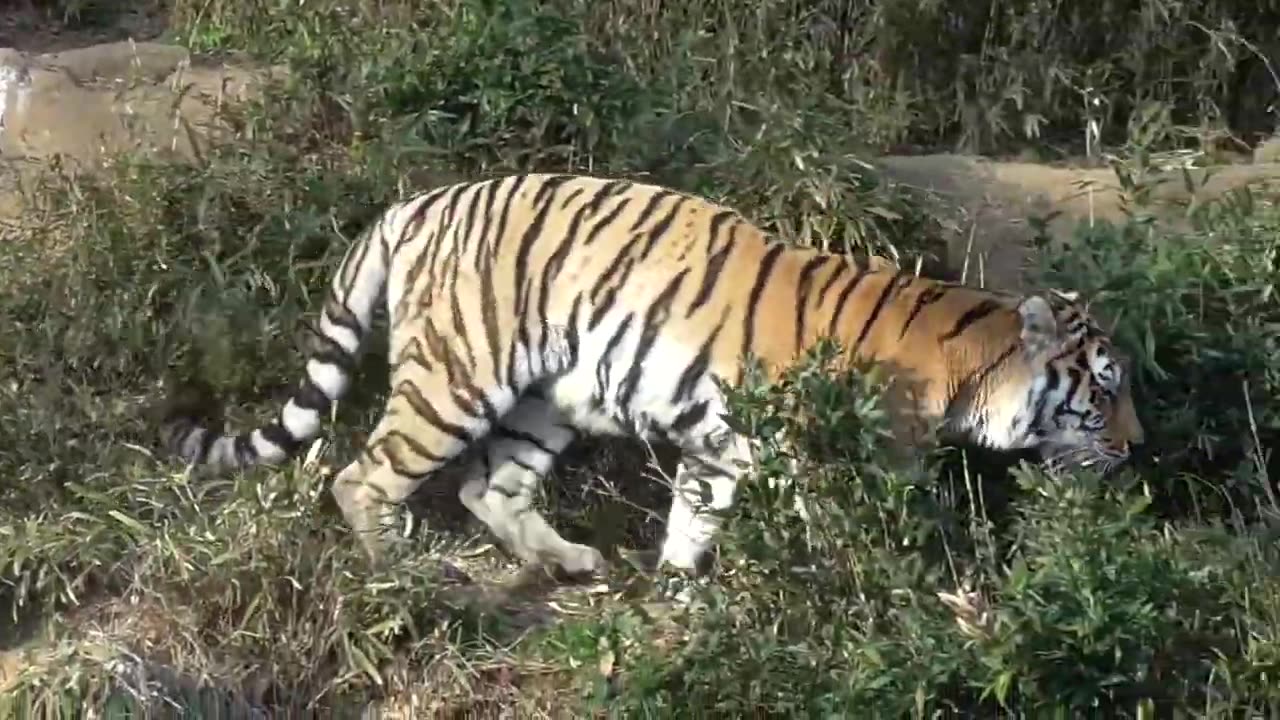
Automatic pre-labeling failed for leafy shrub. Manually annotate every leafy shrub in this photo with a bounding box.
[595,339,1279,715]
[171,0,1279,155]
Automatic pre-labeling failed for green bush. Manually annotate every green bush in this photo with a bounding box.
[594,338,1279,715]
[171,0,1279,155]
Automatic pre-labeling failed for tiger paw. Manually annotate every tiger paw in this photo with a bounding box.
[557,543,609,579]
[654,566,709,609]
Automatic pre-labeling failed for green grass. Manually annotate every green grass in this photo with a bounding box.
[2,1,1279,716]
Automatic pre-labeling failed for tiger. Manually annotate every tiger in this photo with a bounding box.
[162,173,1145,581]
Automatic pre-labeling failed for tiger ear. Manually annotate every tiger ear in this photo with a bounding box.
[1048,287,1092,314]
[1017,295,1060,359]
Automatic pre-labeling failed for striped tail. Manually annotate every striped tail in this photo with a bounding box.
[162,218,390,471]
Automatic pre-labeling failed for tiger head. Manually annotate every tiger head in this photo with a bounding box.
[1010,289,1144,474]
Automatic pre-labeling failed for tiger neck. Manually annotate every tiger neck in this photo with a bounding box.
[937,338,1039,451]
[804,264,1036,451]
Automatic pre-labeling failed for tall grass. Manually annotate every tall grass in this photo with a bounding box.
[0,0,1277,715]
[171,0,1280,156]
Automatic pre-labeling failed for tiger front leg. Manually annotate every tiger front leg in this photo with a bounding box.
[655,429,753,601]
[456,392,607,579]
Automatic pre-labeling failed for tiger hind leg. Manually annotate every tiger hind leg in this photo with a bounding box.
[456,390,606,577]
[331,371,516,564]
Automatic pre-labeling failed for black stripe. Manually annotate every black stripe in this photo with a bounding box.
[509,294,537,384]
[898,285,947,340]
[947,342,1020,433]
[395,213,425,259]
[396,227,440,318]
[582,197,633,246]
[486,482,522,499]
[438,182,470,232]
[793,254,832,353]
[391,335,434,375]
[672,321,724,403]
[704,210,737,254]
[513,176,573,315]
[445,217,476,361]
[534,186,603,357]
[684,453,734,478]
[638,197,686,261]
[966,343,1018,390]
[457,183,483,255]
[454,379,500,425]
[450,294,477,371]
[195,427,216,463]
[619,268,690,410]
[815,258,849,305]
[510,457,540,475]
[559,186,586,209]
[940,299,1002,342]
[588,237,643,329]
[233,434,255,466]
[686,226,736,317]
[740,243,786,364]
[557,182,622,260]
[338,226,374,291]
[394,186,451,253]
[489,175,529,261]
[596,313,635,396]
[627,190,671,233]
[424,185,471,293]
[308,333,357,374]
[422,317,464,385]
[261,423,303,454]
[851,272,910,355]
[493,425,556,455]
[826,267,868,339]
[534,319,556,374]
[588,257,634,330]
[293,376,333,413]
[670,400,709,434]
[1029,364,1060,427]
[1054,367,1084,419]
[582,180,629,217]
[420,186,467,286]
[470,180,500,272]
[505,326,523,390]
[396,379,472,443]
[323,297,364,337]
[565,294,583,365]
[478,247,503,380]
[373,430,450,476]
[377,211,393,261]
